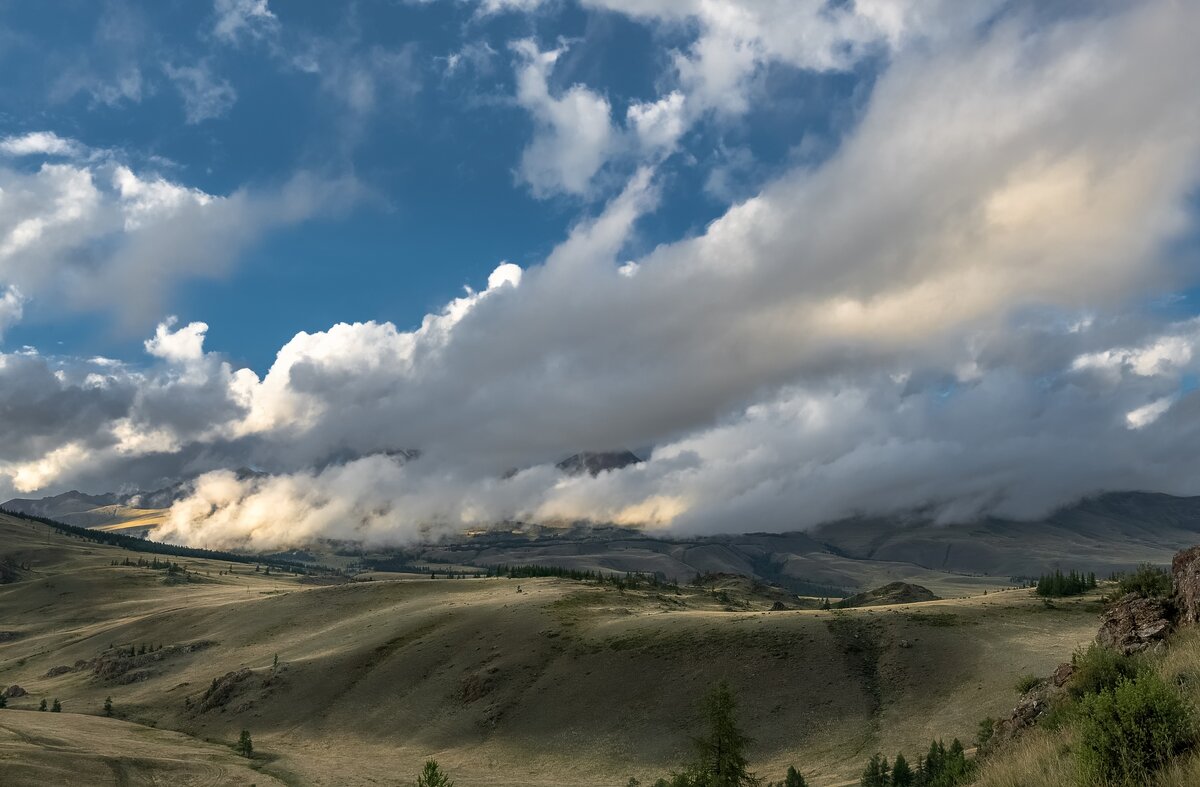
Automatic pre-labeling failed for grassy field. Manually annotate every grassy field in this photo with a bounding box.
[0,514,1107,786]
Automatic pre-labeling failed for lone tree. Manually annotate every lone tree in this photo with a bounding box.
[236,730,253,758]
[0,694,7,709]
[685,681,757,787]
[783,765,808,787]
[103,697,113,717]
[51,699,62,713]
[415,759,455,787]
[38,699,47,712]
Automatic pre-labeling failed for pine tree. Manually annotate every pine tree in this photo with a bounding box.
[686,681,757,787]
[783,765,808,787]
[104,696,113,717]
[236,730,253,757]
[860,754,889,787]
[38,699,47,711]
[0,694,7,709]
[892,753,913,787]
[51,698,62,712]
[415,759,455,787]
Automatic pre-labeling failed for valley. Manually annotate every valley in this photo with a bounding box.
[0,513,1107,786]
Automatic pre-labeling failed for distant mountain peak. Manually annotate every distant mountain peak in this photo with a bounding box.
[556,450,642,477]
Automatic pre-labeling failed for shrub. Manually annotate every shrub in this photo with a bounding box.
[976,717,995,748]
[1116,564,1172,598]
[1076,671,1195,786]
[1069,644,1139,699]
[1015,674,1044,694]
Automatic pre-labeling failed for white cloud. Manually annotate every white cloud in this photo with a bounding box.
[213,0,279,44]
[164,62,238,124]
[0,148,357,332]
[627,91,687,155]
[0,286,25,338]
[0,132,85,158]
[145,318,210,365]
[5,1,1200,550]
[512,39,615,197]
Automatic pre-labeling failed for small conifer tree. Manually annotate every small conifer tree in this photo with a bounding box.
[104,696,113,716]
[38,699,47,711]
[236,730,253,757]
[51,698,62,712]
[860,754,889,787]
[415,759,455,787]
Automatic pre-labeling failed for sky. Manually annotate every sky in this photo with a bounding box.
[2,0,1200,549]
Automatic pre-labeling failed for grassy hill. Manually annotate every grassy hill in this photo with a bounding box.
[0,513,1111,786]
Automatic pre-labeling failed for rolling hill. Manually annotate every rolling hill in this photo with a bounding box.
[0,513,1110,786]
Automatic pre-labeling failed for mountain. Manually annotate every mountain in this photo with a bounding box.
[555,450,643,476]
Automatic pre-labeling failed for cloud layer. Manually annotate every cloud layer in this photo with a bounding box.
[4,1,1200,550]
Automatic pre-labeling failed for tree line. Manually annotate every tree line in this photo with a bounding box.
[1034,569,1097,597]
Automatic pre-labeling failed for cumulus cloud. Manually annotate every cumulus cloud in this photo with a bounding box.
[511,39,615,197]
[6,1,1200,550]
[0,141,358,331]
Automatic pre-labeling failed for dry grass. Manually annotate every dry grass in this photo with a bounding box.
[0,515,1105,786]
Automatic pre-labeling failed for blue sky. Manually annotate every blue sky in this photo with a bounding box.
[0,0,868,371]
[3,1,1200,547]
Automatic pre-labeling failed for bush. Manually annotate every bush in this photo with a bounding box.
[1117,564,1173,598]
[1069,644,1140,699]
[1076,671,1195,786]
[1015,674,1044,694]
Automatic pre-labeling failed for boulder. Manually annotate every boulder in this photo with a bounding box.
[1097,593,1173,654]
[4,685,27,698]
[1173,546,1200,625]
[1051,662,1075,688]
[985,683,1056,752]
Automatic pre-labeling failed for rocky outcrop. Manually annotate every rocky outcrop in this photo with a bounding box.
[4,685,27,698]
[1173,546,1200,625]
[192,669,253,714]
[984,681,1061,753]
[1051,662,1075,688]
[1097,593,1173,654]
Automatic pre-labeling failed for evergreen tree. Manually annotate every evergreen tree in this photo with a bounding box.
[686,681,757,787]
[236,730,253,757]
[415,759,455,787]
[860,754,889,787]
[0,694,7,709]
[783,765,807,787]
[38,699,47,711]
[51,698,62,712]
[892,753,913,787]
[103,696,113,717]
